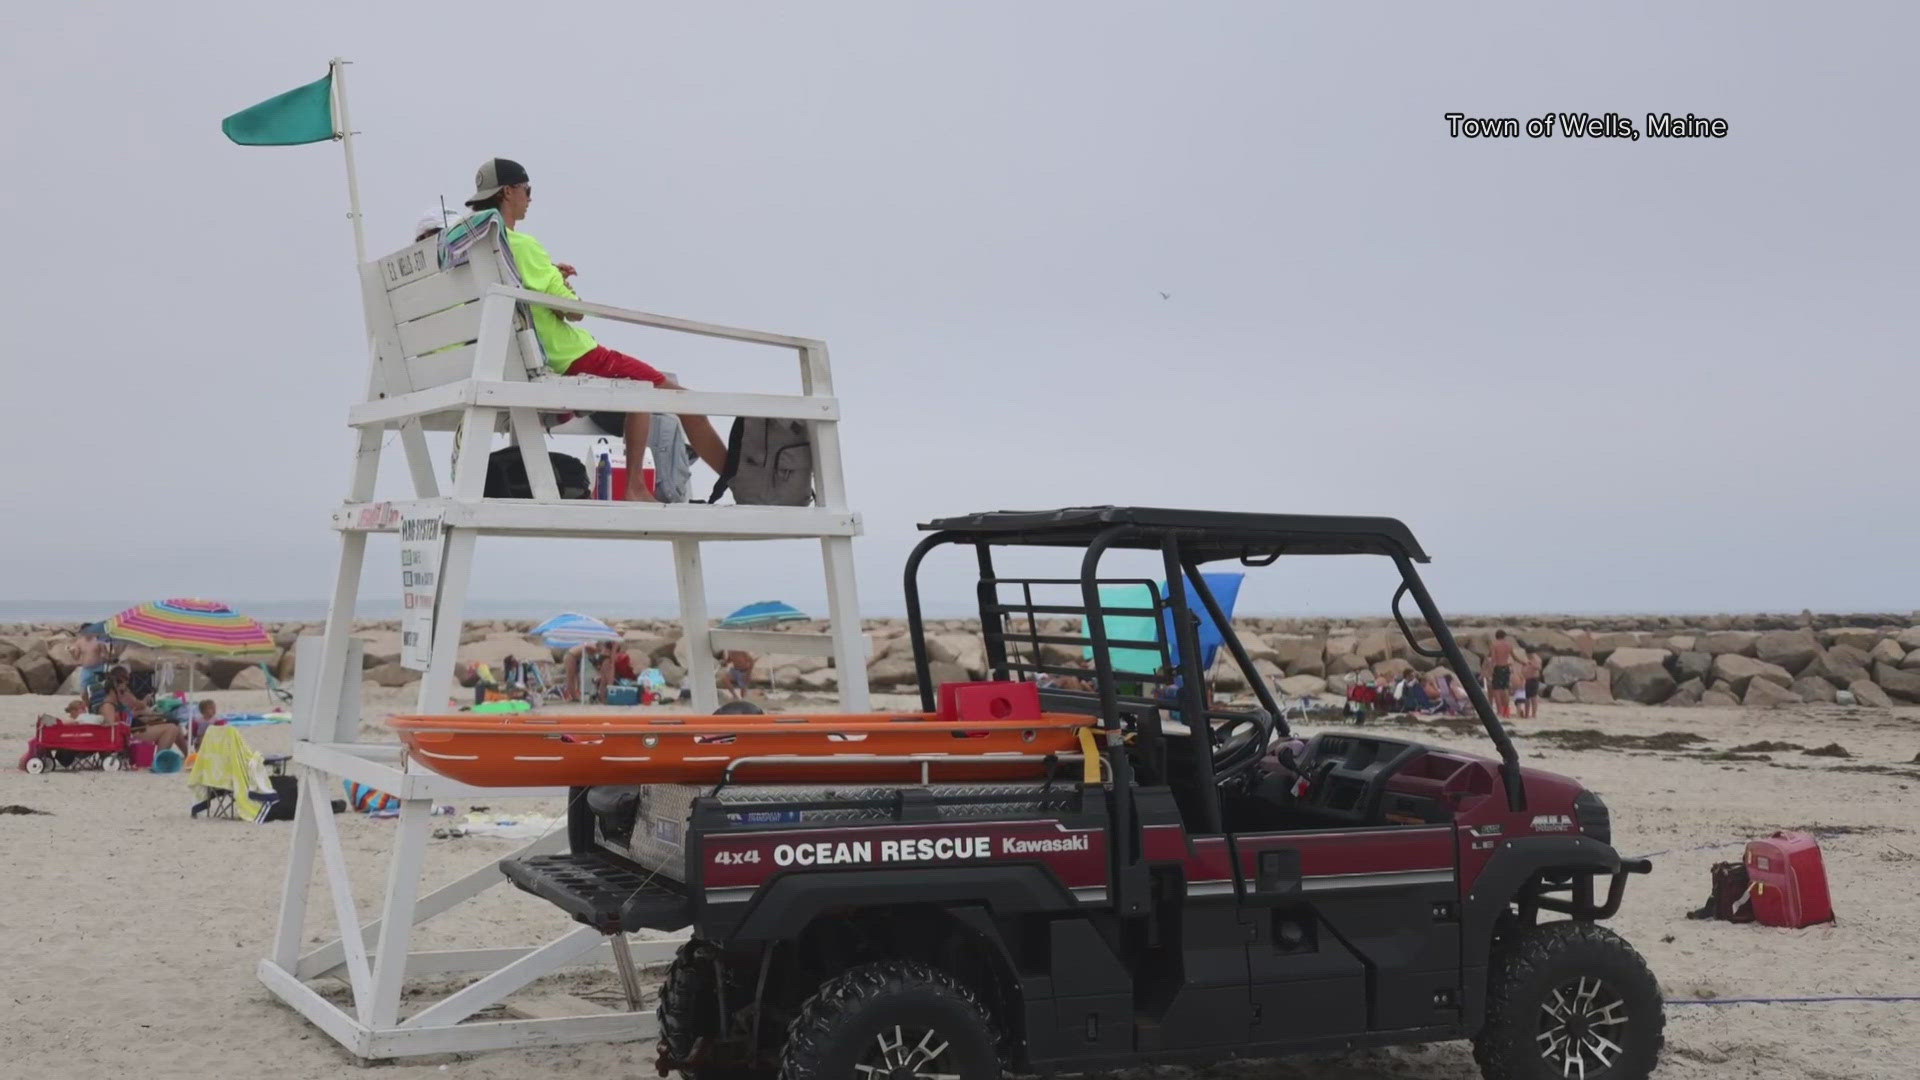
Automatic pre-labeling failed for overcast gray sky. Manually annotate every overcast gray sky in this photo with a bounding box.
[2,2,1913,621]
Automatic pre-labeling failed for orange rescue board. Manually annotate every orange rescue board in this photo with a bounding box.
[388,712,1090,787]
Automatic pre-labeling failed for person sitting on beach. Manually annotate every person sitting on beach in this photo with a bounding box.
[462,158,728,502]
[99,672,189,752]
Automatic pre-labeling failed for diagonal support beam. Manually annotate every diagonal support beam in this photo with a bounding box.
[309,777,374,1021]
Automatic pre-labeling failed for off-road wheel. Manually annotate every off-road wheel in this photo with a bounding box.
[1474,922,1664,1080]
[780,960,999,1080]
[657,940,764,1079]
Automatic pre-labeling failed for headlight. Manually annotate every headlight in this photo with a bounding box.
[1573,790,1611,847]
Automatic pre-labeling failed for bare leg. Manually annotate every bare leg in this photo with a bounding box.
[675,412,730,474]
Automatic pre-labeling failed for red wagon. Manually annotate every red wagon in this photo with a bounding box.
[18,713,133,773]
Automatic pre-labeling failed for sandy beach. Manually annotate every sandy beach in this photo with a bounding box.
[3,687,1915,1080]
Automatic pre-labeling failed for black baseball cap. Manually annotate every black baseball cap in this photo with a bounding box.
[465,158,530,207]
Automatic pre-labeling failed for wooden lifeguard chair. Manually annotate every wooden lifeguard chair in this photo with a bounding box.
[257,214,870,1059]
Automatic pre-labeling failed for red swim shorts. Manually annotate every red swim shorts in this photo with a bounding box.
[567,345,667,386]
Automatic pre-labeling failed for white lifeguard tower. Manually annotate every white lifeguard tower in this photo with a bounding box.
[257,215,870,1059]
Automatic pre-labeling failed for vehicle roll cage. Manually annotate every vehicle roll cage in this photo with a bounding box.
[902,511,1528,827]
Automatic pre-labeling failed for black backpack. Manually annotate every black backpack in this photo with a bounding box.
[483,446,591,500]
[707,418,814,505]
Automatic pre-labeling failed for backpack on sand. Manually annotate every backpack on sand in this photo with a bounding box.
[707,417,814,506]
[1687,860,1755,923]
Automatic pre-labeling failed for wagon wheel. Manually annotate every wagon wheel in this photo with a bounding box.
[102,753,125,772]
[24,755,48,775]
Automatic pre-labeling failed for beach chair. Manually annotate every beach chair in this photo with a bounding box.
[188,725,284,822]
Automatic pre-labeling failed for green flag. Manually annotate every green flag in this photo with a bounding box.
[222,71,336,146]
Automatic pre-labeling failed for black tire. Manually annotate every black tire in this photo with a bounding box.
[658,941,763,1080]
[1474,922,1664,1080]
[780,960,1000,1080]
[714,700,765,715]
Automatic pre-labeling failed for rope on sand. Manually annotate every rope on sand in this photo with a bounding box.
[1670,995,1920,1006]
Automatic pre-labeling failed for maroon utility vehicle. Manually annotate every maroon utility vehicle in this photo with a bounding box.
[504,507,1662,1079]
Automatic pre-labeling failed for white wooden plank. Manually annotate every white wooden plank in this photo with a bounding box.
[365,1010,658,1057]
[309,785,375,1021]
[350,381,471,427]
[367,800,434,1027]
[390,264,482,322]
[509,409,561,501]
[707,628,868,659]
[403,345,479,393]
[377,238,441,292]
[332,500,861,540]
[487,285,819,350]
[674,541,719,713]
[270,774,321,969]
[473,381,838,422]
[398,926,603,1029]
[397,301,483,358]
[822,536,872,713]
[257,959,374,1057]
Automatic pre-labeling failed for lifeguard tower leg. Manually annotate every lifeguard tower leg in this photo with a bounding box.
[673,540,720,712]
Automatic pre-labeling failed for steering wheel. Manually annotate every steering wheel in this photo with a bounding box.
[1210,709,1275,785]
[1292,733,1424,824]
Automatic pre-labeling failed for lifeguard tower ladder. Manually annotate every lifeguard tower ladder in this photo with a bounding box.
[258,217,870,1059]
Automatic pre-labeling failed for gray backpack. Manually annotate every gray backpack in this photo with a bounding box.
[708,417,814,505]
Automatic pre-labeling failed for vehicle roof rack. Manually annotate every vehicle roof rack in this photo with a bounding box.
[919,505,1430,563]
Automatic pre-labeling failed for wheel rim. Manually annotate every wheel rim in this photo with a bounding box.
[1538,975,1629,1077]
[853,1024,961,1080]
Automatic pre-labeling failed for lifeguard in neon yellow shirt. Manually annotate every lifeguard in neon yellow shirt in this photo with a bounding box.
[463,158,729,501]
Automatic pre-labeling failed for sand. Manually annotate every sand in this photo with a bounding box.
[2,688,1917,1080]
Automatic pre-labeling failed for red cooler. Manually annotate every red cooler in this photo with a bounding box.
[1745,831,1834,927]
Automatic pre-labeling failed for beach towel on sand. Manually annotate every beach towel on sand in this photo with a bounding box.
[188,725,276,823]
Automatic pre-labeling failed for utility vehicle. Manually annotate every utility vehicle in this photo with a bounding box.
[500,506,1663,1079]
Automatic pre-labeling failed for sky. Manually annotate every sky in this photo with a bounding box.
[1,2,1914,622]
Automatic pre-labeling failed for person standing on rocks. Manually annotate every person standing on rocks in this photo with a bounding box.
[1483,629,1516,718]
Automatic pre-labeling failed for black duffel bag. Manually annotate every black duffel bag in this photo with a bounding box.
[483,446,591,499]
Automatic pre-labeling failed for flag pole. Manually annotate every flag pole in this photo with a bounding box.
[330,56,367,264]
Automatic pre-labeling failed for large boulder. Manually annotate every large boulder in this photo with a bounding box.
[866,657,918,688]
[1868,639,1907,667]
[204,657,259,689]
[1666,678,1705,707]
[1675,651,1713,685]
[1754,630,1822,674]
[1606,648,1676,704]
[798,668,838,692]
[927,661,969,689]
[1849,679,1893,709]
[1825,627,1882,651]
[1276,674,1328,698]
[365,662,422,688]
[1515,628,1577,654]
[1791,675,1839,704]
[1699,631,1759,657]
[1542,655,1596,688]
[1710,654,1792,695]
[1588,632,1643,662]
[1266,635,1325,677]
[14,652,59,694]
[1549,686,1578,703]
[1811,645,1874,687]
[1664,635,1698,653]
[0,664,27,695]
[1902,649,1920,671]
[228,666,270,691]
[1897,626,1920,651]
[1327,652,1372,678]
[1573,679,1615,705]
[0,640,21,664]
[1700,687,1741,707]
[1743,678,1800,707]
[1873,662,1920,703]
[1353,630,1395,665]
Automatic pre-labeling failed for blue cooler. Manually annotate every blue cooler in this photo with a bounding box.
[605,683,641,706]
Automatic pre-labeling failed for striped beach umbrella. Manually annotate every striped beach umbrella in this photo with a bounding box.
[103,598,277,656]
[532,612,621,648]
[719,601,809,629]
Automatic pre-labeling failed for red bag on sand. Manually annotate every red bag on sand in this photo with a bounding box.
[1745,831,1835,928]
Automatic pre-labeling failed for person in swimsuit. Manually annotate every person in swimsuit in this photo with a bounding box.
[1521,656,1544,719]
[723,650,756,701]
[1483,629,1515,719]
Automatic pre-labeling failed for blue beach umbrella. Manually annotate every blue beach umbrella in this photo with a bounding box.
[532,612,621,648]
[720,601,810,629]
